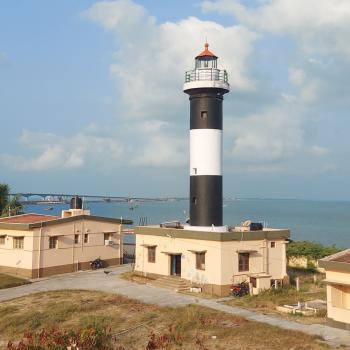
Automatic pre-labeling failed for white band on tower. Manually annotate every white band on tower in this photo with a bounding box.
[190,129,222,176]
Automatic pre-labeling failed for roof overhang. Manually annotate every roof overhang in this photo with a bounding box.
[319,249,350,273]
[323,279,350,286]
[161,251,182,255]
[188,249,207,254]
[249,273,271,279]
[141,244,157,248]
[236,250,258,254]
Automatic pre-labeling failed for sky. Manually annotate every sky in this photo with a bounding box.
[1,0,350,200]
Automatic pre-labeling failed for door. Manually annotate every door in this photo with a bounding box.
[170,255,181,276]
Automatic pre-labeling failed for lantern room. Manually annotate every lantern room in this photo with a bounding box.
[195,43,218,69]
[184,42,229,88]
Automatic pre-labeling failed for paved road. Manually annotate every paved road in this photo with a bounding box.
[1,265,349,348]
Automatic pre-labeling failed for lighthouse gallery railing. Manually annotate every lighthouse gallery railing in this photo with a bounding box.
[185,68,228,83]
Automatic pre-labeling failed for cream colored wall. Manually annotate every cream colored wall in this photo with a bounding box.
[0,219,122,274]
[220,239,287,285]
[0,229,34,270]
[268,240,287,278]
[135,234,223,285]
[135,234,288,286]
[325,270,350,325]
[257,277,271,291]
[32,220,122,270]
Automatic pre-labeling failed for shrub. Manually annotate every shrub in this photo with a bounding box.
[7,326,114,350]
[287,241,341,260]
[146,326,183,349]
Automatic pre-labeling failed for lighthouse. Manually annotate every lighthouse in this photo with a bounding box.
[183,43,230,230]
[134,43,290,296]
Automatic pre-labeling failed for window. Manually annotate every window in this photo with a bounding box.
[271,242,276,248]
[196,252,205,270]
[238,253,249,272]
[49,237,58,249]
[104,233,111,241]
[13,237,24,249]
[192,197,197,205]
[84,234,89,243]
[331,285,350,309]
[201,111,207,119]
[148,246,156,263]
[0,235,5,245]
[74,234,79,244]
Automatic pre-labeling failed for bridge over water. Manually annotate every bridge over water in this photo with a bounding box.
[11,193,187,204]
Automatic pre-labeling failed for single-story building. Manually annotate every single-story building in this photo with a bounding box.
[319,249,350,330]
[134,224,290,296]
[0,207,132,278]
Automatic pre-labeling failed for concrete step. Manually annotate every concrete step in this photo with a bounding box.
[152,282,189,290]
[150,276,191,292]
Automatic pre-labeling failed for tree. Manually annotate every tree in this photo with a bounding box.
[0,183,23,217]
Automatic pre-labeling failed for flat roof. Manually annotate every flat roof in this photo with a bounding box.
[135,225,290,242]
[0,213,132,230]
[319,249,350,273]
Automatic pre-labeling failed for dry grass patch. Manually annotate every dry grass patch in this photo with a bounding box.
[0,290,331,349]
[225,281,327,325]
[0,274,30,290]
[121,271,156,284]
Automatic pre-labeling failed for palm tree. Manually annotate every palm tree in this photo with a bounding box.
[0,183,23,216]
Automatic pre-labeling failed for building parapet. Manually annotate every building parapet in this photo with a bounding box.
[135,225,290,241]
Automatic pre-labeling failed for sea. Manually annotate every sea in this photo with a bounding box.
[23,199,349,248]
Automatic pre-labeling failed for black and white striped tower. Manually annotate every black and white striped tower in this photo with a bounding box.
[184,43,229,231]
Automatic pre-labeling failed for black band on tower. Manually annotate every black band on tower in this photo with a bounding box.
[190,175,223,227]
[189,90,224,130]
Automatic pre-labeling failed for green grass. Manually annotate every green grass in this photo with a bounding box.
[0,273,30,289]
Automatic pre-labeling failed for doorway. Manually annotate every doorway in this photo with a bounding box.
[170,254,181,276]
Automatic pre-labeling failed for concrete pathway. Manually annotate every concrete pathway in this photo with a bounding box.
[1,265,349,348]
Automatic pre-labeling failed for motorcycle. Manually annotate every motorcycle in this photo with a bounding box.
[230,282,250,297]
[90,257,104,270]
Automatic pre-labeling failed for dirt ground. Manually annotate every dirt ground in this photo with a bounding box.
[0,273,29,290]
[0,290,332,350]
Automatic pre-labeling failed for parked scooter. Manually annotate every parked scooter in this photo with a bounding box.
[90,257,104,270]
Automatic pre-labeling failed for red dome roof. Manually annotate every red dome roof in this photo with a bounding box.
[195,43,218,59]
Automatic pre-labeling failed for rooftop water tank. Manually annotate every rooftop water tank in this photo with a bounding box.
[70,196,82,210]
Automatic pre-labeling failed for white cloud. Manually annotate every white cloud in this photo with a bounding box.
[82,0,148,32]
[131,135,187,167]
[309,145,330,157]
[84,0,259,119]
[227,106,303,165]
[0,129,124,171]
[289,68,305,87]
[202,0,350,57]
[80,0,336,174]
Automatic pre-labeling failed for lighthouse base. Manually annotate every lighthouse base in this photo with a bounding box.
[184,224,228,232]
